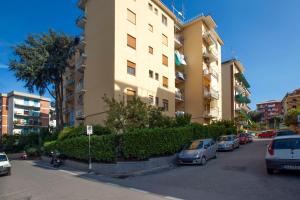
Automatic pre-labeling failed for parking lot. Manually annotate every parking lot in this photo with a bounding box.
[1,139,300,200]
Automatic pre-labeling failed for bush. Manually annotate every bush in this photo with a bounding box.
[44,135,117,163]
[120,123,234,160]
[2,133,41,153]
[26,147,40,157]
[57,125,112,141]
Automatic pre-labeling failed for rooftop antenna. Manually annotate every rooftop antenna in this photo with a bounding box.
[171,0,185,22]
[230,46,237,60]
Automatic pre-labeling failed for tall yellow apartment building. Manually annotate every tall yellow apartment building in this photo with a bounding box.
[63,0,224,126]
[222,59,251,121]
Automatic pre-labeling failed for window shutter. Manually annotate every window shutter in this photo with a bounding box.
[127,34,136,49]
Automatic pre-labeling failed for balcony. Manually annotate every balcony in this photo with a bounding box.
[77,0,87,11]
[14,100,40,109]
[204,88,219,100]
[234,73,250,88]
[204,108,219,118]
[235,94,251,104]
[76,55,87,73]
[203,31,215,46]
[175,51,187,66]
[175,71,185,83]
[175,88,184,102]
[13,120,42,127]
[64,79,75,88]
[14,111,40,118]
[175,111,185,116]
[75,109,84,119]
[76,81,87,94]
[203,48,218,63]
[203,68,218,81]
[175,34,183,49]
[76,15,87,29]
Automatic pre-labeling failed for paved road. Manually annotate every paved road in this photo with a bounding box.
[1,140,300,200]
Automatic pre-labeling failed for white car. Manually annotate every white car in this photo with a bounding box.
[265,135,300,174]
[0,152,11,176]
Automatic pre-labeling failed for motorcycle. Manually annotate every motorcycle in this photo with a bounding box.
[50,151,64,167]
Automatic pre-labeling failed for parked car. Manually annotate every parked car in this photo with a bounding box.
[276,130,296,137]
[265,135,300,174]
[177,139,217,165]
[257,130,276,138]
[246,133,253,143]
[0,152,11,176]
[238,133,249,144]
[217,135,240,151]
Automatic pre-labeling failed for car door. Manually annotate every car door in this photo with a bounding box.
[210,140,217,156]
[203,141,211,159]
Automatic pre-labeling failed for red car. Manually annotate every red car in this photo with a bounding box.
[238,133,249,144]
[256,130,276,138]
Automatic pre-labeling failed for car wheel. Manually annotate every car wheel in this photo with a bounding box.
[267,168,274,175]
[200,156,207,165]
[7,168,11,176]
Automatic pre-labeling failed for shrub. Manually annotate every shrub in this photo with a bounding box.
[120,123,232,160]
[26,147,40,157]
[44,135,117,163]
[57,127,75,141]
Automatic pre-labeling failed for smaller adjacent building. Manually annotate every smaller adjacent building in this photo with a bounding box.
[282,88,300,115]
[222,59,251,125]
[256,100,283,126]
[0,91,51,136]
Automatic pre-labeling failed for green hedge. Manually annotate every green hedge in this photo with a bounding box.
[43,135,117,163]
[44,122,236,162]
[121,123,235,160]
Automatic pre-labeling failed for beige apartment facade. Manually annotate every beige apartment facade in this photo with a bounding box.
[282,88,300,114]
[222,59,251,122]
[64,0,224,126]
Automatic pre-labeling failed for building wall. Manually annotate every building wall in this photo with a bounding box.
[222,62,233,120]
[257,101,283,124]
[0,96,8,135]
[84,0,115,125]
[114,0,175,116]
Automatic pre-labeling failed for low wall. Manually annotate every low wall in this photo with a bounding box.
[41,155,176,177]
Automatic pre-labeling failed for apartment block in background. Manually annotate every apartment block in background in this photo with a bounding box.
[65,0,223,126]
[0,91,50,135]
[0,93,8,136]
[282,88,300,114]
[222,59,251,122]
[256,100,283,125]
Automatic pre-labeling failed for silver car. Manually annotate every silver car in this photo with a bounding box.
[177,139,217,165]
[0,152,11,176]
[217,135,240,151]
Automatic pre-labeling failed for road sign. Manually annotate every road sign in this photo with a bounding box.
[87,125,93,135]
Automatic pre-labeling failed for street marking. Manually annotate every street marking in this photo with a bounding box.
[59,169,79,176]
[129,188,150,194]
[165,196,185,200]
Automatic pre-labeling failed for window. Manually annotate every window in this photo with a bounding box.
[162,34,168,46]
[154,8,158,15]
[126,89,136,103]
[155,73,159,80]
[149,70,153,78]
[127,9,136,25]
[148,3,153,11]
[148,46,153,54]
[148,24,153,32]
[162,15,168,26]
[149,95,154,105]
[127,34,136,49]
[155,97,159,106]
[163,76,168,88]
[163,99,169,111]
[127,60,136,76]
[162,55,168,66]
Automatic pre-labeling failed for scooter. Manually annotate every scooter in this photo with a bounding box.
[50,151,64,168]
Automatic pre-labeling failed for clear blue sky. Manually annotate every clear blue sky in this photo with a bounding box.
[0,0,300,109]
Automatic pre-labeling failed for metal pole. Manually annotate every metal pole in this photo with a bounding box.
[88,133,92,171]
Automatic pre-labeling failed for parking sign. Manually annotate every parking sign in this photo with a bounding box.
[87,125,93,135]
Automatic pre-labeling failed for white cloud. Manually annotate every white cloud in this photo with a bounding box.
[0,63,9,69]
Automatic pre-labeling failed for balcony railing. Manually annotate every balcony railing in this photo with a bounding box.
[14,111,40,117]
[204,88,219,100]
[235,94,251,104]
[175,71,185,82]
[204,108,219,118]
[75,109,84,118]
[76,81,87,94]
[203,68,218,81]
[203,48,218,63]
[175,88,184,101]
[203,31,215,46]
[175,34,183,48]
[75,53,87,72]
[76,15,87,29]
[234,73,250,88]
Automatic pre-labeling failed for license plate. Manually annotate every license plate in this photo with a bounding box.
[283,165,300,170]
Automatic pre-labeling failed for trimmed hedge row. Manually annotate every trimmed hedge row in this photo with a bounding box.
[120,123,233,160]
[44,135,117,163]
[44,123,236,162]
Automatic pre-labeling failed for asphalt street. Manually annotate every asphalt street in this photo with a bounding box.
[1,139,300,200]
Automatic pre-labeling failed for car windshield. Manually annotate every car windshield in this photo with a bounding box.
[276,131,295,136]
[273,138,300,149]
[0,155,8,161]
[218,136,232,141]
[185,141,203,150]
